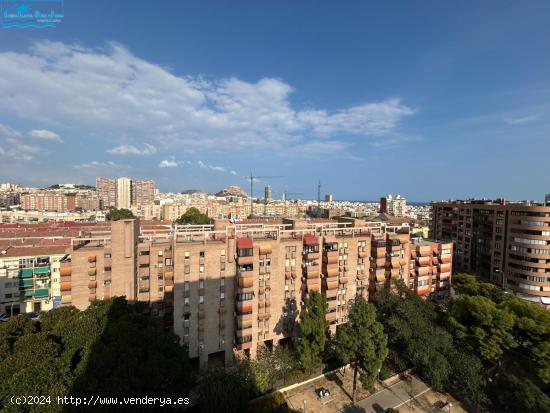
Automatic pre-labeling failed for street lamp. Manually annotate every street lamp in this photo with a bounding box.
[377,368,381,385]
[303,399,307,413]
[448,402,453,413]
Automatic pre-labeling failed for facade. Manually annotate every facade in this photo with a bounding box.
[0,192,20,207]
[54,217,451,366]
[545,194,550,205]
[116,177,132,209]
[431,200,550,307]
[96,178,117,209]
[380,195,406,217]
[264,185,272,202]
[131,179,156,206]
[97,177,156,210]
[21,192,76,212]
[0,246,67,314]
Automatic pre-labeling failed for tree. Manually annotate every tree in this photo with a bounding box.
[199,363,251,413]
[447,295,517,362]
[500,296,550,384]
[296,291,329,372]
[452,273,505,302]
[335,298,388,403]
[105,208,135,221]
[488,373,550,413]
[176,207,211,225]
[0,298,192,412]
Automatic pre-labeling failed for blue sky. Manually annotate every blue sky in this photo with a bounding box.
[0,1,549,201]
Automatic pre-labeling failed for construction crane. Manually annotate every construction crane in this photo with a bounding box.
[281,191,303,217]
[244,173,283,218]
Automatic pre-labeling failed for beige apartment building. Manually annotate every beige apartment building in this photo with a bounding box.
[57,217,452,367]
[431,199,550,307]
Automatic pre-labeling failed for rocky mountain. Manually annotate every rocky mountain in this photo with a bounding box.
[215,186,248,198]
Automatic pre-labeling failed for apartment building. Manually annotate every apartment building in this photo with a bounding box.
[96,178,117,209]
[380,195,406,217]
[131,179,155,206]
[0,246,67,314]
[21,192,76,212]
[52,217,451,367]
[431,200,550,307]
[96,177,156,210]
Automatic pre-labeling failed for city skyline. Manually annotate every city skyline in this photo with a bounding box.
[1,1,550,201]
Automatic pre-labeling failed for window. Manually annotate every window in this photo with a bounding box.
[104,253,112,258]
[220,292,225,300]
[199,265,204,273]
[184,251,190,258]
[237,248,253,257]
[221,249,226,256]
[236,292,254,301]
[200,251,205,258]
[165,258,173,266]
[184,297,190,306]
[220,278,225,286]
[199,280,204,289]
[199,295,204,304]
[220,262,225,271]
[184,282,189,291]
[184,266,190,274]
[158,250,163,256]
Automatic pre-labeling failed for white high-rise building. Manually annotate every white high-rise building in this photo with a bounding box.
[116,177,131,209]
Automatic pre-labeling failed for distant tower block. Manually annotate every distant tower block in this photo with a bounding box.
[324,194,333,202]
[264,185,272,202]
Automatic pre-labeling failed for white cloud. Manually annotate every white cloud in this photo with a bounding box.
[209,165,226,172]
[230,170,239,176]
[197,160,207,168]
[73,160,117,169]
[106,143,157,155]
[0,123,21,139]
[29,129,63,143]
[0,41,416,155]
[504,114,539,125]
[158,159,178,168]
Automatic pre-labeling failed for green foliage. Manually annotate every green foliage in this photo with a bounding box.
[248,391,299,413]
[250,345,298,394]
[176,207,211,225]
[453,273,505,302]
[376,282,454,391]
[296,292,329,372]
[500,296,550,384]
[335,298,388,399]
[488,373,550,413]
[105,207,135,221]
[448,295,517,362]
[199,364,250,413]
[0,298,192,412]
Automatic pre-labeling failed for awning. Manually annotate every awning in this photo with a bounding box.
[237,237,253,249]
[303,234,318,246]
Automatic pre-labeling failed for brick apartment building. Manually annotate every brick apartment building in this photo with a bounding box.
[96,177,155,209]
[431,199,550,306]
[21,192,76,212]
[52,217,451,366]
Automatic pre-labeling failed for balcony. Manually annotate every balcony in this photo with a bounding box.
[416,266,431,276]
[323,254,338,264]
[440,254,452,264]
[259,245,272,255]
[19,279,34,288]
[327,300,338,310]
[325,279,338,290]
[238,276,253,288]
[60,266,71,277]
[417,256,431,266]
[325,311,338,322]
[60,281,71,291]
[19,268,33,278]
[325,266,339,278]
[305,252,320,260]
[237,255,254,265]
[34,289,49,299]
[236,303,253,315]
[439,263,451,273]
[304,265,320,278]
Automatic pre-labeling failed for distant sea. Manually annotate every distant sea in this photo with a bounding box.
[345,200,430,207]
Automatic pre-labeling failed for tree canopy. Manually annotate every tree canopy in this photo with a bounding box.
[0,298,192,412]
[335,298,388,402]
[296,291,329,372]
[105,208,135,221]
[176,207,211,225]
